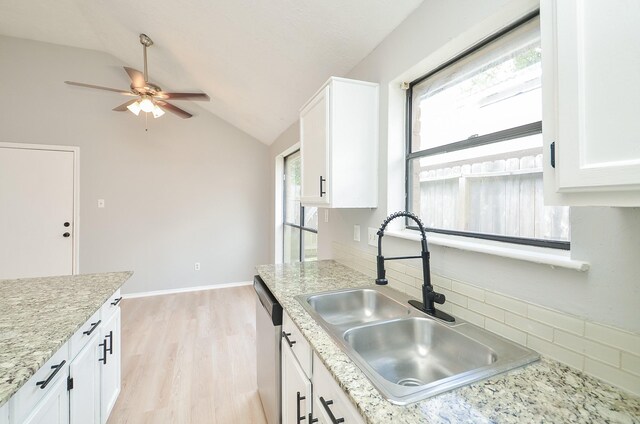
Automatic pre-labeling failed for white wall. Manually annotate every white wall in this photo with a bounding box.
[0,36,270,295]
[269,0,640,334]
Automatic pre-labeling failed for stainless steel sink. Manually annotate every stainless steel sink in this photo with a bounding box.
[297,287,539,404]
[306,288,410,329]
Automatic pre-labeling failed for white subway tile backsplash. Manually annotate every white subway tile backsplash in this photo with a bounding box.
[528,304,585,336]
[585,322,640,356]
[485,318,527,345]
[505,312,554,342]
[585,358,640,396]
[451,280,485,301]
[485,292,528,316]
[468,299,505,322]
[554,330,620,367]
[621,352,640,377]
[332,241,640,396]
[527,335,585,371]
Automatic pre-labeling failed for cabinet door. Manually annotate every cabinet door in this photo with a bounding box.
[100,308,121,424]
[0,400,8,424]
[22,375,69,424]
[69,332,101,424]
[542,0,640,205]
[281,341,312,424]
[301,86,330,205]
[312,354,364,424]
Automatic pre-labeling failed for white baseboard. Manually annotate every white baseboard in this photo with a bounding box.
[122,280,253,299]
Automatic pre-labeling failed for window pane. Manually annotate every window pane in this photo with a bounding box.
[411,17,541,152]
[304,207,318,230]
[284,151,301,225]
[408,134,570,242]
[302,230,318,262]
[283,225,301,263]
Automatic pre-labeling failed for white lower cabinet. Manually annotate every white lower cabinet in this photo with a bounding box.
[312,353,364,424]
[0,401,8,424]
[69,332,101,424]
[100,307,121,423]
[281,341,312,424]
[22,376,69,424]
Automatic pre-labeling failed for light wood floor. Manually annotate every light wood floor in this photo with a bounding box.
[107,285,267,424]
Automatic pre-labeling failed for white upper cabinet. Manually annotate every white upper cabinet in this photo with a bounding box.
[541,0,640,206]
[300,77,379,208]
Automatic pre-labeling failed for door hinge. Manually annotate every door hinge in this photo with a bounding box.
[67,376,74,391]
[550,142,556,168]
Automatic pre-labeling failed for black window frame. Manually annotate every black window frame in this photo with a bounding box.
[404,11,570,250]
[283,150,318,262]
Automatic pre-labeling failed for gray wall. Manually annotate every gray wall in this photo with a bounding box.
[269,0,640,333]
[1,36,270,295]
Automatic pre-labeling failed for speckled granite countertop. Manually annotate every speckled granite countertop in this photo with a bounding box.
[257,260,640,424]
[0,271,132,407]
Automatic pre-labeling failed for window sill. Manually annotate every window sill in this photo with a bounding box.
[385,229,590,272]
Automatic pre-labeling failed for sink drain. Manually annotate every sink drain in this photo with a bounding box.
[397,377,425,387]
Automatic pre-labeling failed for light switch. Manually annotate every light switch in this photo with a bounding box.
[353,225,361,242]
[97,199,105,208]
[368,227,378,247]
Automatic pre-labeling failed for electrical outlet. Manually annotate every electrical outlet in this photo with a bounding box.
[368,227,378,247]
[353,225,361,242]
[97,199,105,208]
[194,262,200,271]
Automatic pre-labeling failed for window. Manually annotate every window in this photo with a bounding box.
[406,14,570,249]
[283,150,318,262]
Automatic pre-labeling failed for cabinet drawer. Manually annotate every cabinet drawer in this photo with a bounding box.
[69,309,101,360]
[101,289,122,320]
[13,343,69,424]
[282,313,312,379]
[313,353,364,424]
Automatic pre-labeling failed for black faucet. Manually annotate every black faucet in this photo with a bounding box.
[375,211,455,322]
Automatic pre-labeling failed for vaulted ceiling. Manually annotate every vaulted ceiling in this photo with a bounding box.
[0,0,423,144]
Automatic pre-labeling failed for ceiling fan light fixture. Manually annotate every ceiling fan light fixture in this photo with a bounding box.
[139,97,155,113]
[127,101,142,116]
[152,105,165,118]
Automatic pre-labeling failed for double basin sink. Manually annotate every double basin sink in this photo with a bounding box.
[296,286,539,404]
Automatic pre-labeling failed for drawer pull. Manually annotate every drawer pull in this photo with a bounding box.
[297,391,306,423]
[282,331,296,348]
[308,413,318,423]
[82,319,101,336]
[35,360,66,389]
[111,297,123,306]
[320,396,344,424]
[105,331,113,355]
[99,340,108,365]
[320,176,326,197]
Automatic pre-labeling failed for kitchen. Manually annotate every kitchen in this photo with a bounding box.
[1,0,639,423]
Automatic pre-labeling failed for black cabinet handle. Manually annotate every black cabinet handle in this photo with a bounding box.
[320,397,344,424]
[63,232,70,238]
[296,391,307,423]
[82,320,101,336]
[36,360,66,389]
[319,176,326,197]
[99,340,107,365]
[308,413,318,423]
[111,297,122,306]
[105,331,113,355]
[282,331,296,348]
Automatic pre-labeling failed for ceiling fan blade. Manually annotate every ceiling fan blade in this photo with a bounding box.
[113,99,138,111]
[123,67,145,88]
[156,100,192,119]
[155,92,210,101]
[64,81,135,95]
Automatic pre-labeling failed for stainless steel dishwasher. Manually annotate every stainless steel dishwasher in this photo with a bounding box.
[254,275,282,424]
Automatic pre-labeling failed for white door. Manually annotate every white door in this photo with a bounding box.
[69,332,101,424]
[0,145,76,279]
[100,308,121,424]
[22,376,70,424]
[281,341,312,424]
[301,86,330,205]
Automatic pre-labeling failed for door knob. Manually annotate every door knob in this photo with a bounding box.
[63,222,70,227]
[63,232,70,238]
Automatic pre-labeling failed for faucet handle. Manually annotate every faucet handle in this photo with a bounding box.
[430,291,446,305]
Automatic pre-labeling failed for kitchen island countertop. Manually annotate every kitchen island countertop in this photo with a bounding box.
[257,260,640,424]
[0,271,132,407]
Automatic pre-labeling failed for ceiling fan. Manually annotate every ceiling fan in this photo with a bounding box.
[64,34,209,119]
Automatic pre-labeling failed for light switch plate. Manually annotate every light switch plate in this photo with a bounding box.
[353,225,361,242]
[368,227,378,247]
[97,199,105,208]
